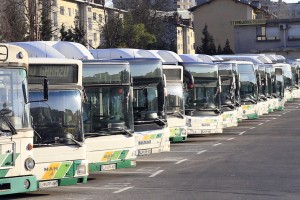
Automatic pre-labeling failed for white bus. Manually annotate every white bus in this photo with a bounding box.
[182,62,223,134]
[82,59,137,171]
[90,49,170,156]
[38,41,137,171]
[28,58,89,189]
[0,44,43,195]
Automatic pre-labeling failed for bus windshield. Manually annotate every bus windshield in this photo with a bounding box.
[237,64,254,73]
[133,83,161,120]
[0,68,30,133]
[30,90,83,145]
[220,77,234,105]
[240,73,258,102]
[83,86,133,134]
[185,79,219,110]
[166,83,184,116]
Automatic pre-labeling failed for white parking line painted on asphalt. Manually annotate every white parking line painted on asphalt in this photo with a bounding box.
[175,159,188,164]
[239,131,246,135]
[197,150,207,154]
[113,187,133,194]
[266,120,270,122]
[149,170,164,178]
[258,123,264,125]
[266,114,282,117]
[272,118,277,119]
[282,112,287,115]
[227,137,235,141]
[250,127,255,129]
[213,143,222,146]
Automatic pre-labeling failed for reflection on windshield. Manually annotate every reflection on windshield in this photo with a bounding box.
[185,79,219,110]
[275,75,284,97]
[133,83,159,119]
[0,68,30,133]
[220,78,234,105]
[30,90,83,145]
[240,74,257,102]
[166,83,184,116]
[83,86,133,134]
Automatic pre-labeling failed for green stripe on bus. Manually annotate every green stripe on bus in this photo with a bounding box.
[156,133,162,138]
[150,134,157,139]
[0,169,9,177]
[1,153,19,168]
[54,161,72,178]
[0,154,8,167]
[118,150,129,160]
[111,151,122,160]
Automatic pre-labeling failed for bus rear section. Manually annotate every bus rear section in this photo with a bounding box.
[183,62,223,134]
[82,60,137,172]
[0,44,37,195]
[28,58,88,189]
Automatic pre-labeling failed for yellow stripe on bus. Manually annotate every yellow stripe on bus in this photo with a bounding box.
[42,162,61,180]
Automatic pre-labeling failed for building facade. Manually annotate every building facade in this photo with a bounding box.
[190,0,266,52]
[233,18,300,58]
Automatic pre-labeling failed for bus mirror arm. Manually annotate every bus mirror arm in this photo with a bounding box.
[43,78,48,101]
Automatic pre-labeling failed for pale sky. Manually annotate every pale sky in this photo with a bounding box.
[282,0,300,3]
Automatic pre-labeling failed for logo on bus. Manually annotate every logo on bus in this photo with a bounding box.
[138,140,151,145]
[44,167,59,172]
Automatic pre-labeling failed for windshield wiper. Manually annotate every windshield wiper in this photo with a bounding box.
[66,136,83,147]
[99,127,133,137]
[167,111,184,119]
[0,112,17,135]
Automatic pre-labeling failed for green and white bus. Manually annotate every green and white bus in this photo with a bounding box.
[218,63,238,127]
[0,44,40,195]
[182,62,223,134]
[90,49,170,156]
[28,58,89,189]
[82,59,137,171]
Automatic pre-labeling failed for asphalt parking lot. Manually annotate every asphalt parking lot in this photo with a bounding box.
[5,99,300,200]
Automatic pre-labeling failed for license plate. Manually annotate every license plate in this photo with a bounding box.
[101,164,117,171]
[201,130,211,134]
[39,180,58,189]
[138,149,152,156]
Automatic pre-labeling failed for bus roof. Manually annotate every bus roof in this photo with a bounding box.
[11,42,65,58]
[48,41,94,60]
[0,44,29,67]
[179,54,204,62]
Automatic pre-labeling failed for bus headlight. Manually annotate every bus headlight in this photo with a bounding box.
[76,164,87,176]
[24,157,35,171]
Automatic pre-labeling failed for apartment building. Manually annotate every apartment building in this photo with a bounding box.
[233,18,300,58]
[52,0,106,48]
[176,0,196,11]
[190,0,269,52]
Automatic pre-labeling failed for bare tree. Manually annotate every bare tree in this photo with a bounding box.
[0,0,28,42]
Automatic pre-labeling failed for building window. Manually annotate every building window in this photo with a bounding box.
[256,26,280,41]
[88,18,92,30]
[93,12,97,20]
[68,8,72,16]
[88,7,92,12]
[99,14,103,22]
[60,6,65,15]
[94,33,97,41]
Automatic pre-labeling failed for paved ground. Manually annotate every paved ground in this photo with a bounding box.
[5,99,300,200]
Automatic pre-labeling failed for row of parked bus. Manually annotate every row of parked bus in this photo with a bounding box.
[0,41,299,195]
